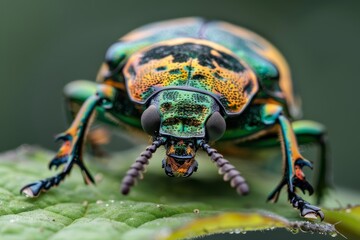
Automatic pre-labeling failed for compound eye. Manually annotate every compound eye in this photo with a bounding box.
[206,112,226,141]
[141,105,161,136]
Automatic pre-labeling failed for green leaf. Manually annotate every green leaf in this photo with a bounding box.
[0,145,359,239]
[324,205,360,239]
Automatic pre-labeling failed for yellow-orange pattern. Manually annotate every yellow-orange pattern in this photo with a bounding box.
[124,38,258,114]
[216,22,300,118]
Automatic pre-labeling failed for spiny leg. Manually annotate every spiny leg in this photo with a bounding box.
[20,83,116,197]
[234,119,331,204]
[267,115,324,220]
[64,80,111,157]
[292,120,331,203]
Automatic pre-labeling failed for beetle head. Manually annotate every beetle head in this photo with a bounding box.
[162,139,198,177]
[141,89,226,177]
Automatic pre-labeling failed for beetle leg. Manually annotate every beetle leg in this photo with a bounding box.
[232,117,331,204]
[20,84,116,197]
[288,190,325,220]
[291,120,331,203]
[63,80,112,157]
[268,115,324,220]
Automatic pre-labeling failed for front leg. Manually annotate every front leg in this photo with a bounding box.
[267,114,324,220]
[20,84,116,197]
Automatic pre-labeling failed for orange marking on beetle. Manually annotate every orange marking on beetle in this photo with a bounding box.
[125,55,190,101]
[104,80,126,91]
[177,159,194,174]
[123,38,258,114]
[253,98,282,106]
[167,145,175,155]
[295,165,305,180]
[210,49,221,57]
[57,140,71,157]
[166,156,195,175]
[217,22,301,118]
[264,104,280,116]
[279,116,304,174]
[186,146,193,155]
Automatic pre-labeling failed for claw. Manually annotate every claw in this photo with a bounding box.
[292,158,315,196]
[55,132,71,141]
[302,205,325,221]
[295,158,313,169]
[290,194,324,221]
[20,94,103,197]
[293,176,314,195]
[49,138,73,170]
[21,130,93,197]
[269,175,323,220]
[20,181,46,198]
[20,173,67,198]
[317,210,325,221]
[49,156,68,170]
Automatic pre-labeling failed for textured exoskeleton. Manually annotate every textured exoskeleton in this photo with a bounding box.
[21,18,331,220]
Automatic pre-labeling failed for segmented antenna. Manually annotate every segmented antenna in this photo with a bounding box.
[121,139,164,195]
[200,142,249,195]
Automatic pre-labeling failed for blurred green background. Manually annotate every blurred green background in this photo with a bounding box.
[1,0,359,239]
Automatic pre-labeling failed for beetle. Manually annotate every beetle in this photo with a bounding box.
[21,17,330,220]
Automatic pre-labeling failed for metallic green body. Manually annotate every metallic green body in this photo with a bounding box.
[155,90,217,138]
[96,18,298,140]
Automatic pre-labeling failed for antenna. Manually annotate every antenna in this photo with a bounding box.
[200,141,249,195]
[121,139,164,195]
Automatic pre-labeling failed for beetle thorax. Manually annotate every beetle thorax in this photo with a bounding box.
[152,89,219,139]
